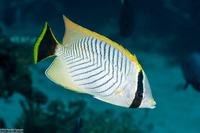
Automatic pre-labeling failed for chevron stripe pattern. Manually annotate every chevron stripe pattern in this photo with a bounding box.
[62,36,132,97]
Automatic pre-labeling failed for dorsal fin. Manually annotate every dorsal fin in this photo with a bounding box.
[62,15,142,69]
[62,15,89,46]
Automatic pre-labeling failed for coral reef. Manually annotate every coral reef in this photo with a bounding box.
[0,29,33,99]
[82,109,144,133]
[0,28,86,132]
[15,99,86,133]
[0,25,49,129]
[15,99,144,133]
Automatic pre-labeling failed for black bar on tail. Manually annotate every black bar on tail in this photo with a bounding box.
[34,23,58,63]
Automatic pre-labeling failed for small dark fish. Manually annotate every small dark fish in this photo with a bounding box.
[181,52,200,91]
[73,117,82,133]
[0,118,6,128]
[119,0,134,38]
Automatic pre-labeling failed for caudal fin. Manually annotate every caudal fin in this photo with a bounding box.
[34,22,59,64]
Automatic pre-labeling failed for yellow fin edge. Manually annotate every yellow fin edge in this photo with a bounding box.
[34,22,48,64]
[34,22,59,64]
[91,32,142,70]
[62,16,142,70]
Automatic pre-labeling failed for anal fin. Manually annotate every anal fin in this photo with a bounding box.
[46,57,84,93]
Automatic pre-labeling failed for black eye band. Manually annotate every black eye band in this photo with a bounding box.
[129,70,144,108]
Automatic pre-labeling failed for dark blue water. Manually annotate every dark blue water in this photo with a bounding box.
[0,0,200,133]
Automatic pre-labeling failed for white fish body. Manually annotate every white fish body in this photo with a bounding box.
[34,16,156,109]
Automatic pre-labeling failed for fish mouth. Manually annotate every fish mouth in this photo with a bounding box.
[149,100,156,109]
[140,98,156,109]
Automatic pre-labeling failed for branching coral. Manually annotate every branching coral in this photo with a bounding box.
[82,109,144,133]
[15,99,86,133]
[0,31,33,98]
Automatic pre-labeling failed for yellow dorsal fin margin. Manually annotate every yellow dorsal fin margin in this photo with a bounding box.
[62,15,142,70]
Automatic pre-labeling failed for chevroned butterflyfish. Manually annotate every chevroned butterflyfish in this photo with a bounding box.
[34,15,156,109]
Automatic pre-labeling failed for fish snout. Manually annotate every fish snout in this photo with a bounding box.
[140,98,156,109]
